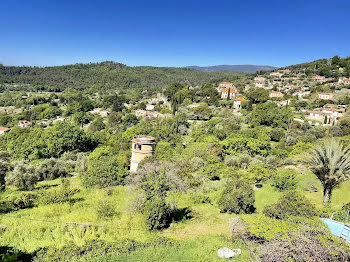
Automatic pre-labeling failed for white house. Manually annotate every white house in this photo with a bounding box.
[318,92,334,100]
[312,75,327,82]
[218,82,234,92]
[221,88,236,99]
[233,97,245,110]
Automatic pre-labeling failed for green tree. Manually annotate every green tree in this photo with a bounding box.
[81,146,127,188]
[250,102,292,129]
[263,191,317,219]
[0,151,11,191]
[72,111,89,128]
[246,88,269,104]
[88,116,106,132]
[218,176,255,214]
[272,168,298,191]
[5,161,39,190]
[303,139,350,206]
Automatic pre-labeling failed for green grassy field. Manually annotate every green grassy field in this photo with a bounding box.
[0,170,349,261]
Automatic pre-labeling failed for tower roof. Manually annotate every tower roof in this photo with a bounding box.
[132,135,156,144]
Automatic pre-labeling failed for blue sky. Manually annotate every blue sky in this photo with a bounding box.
[1,0,349,67]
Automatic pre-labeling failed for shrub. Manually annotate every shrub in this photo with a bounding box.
[38,179,78,205]
[259,226,350,262]
[0,192,38,212]
[34,239,143,262]
[0,160,9,191]
[5,161,39,190]
[272,168,297,191]
[342,202,350,210]
[270,128,285,142]
[247,164,270,184]
[144,196,171,230]
[263,191,317,219]
[96,199,116,218]
[218,176,255,214]
[81,146,127,188]
[36,158,69,181]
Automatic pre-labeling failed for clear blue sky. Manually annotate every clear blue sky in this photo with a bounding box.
[1,0,349,67]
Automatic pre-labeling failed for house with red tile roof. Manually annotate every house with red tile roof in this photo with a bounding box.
[0,127,10,135]
[312,75,327,82]
[218,82,234,92]
[233,97,245,110]
[269,91,283,98]
[221,88,236,99]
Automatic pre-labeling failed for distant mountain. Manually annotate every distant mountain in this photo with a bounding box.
[185,65,276,73]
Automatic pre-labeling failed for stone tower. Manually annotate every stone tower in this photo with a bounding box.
[130,135,156,173]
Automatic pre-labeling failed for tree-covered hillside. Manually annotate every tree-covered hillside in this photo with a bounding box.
[283,56,350,77]
[0,61,243,91]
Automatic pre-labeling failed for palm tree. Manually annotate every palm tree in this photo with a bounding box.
[304,139,350,206]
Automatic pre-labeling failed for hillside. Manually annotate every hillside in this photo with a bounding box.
[0,62,243,91]
[185,64,276,73]
[281,56,350,77]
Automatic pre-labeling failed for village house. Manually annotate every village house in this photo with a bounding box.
[254,76,265,88]
[218,82,234,92]
[146,104,155,111]
[0,127,10,135]
[270,72,283,78]
[318,92,334,100]
[338,78,350,85]
[293,90,311,99]
[221,88,236,99]
[309,107,344,125]
[52,117,66,124]
[89,108,110,117]
[187,103,201,109]
[276,100,290,107]
[312,75,327,82]
[279,69,291,74]
[283,84,299,92]
[134,109,171,120]
[233,97,244,110]
[269,91,284,98]
[18,120,31,128]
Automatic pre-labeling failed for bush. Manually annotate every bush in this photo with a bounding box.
[144,196,171,230]
[342,202,350,210]
[247,164,270,184]
[218,176,255,214]
[263,191,317,219]
[5,161,39,190]
[34,239,143,262]
[0,156,10,191]
[272,168,297,191]
[38,179,78,205]
[36,158,69,181]
[96,199,116,218]
[270,128,285,142]
[81,146,127,188]
[0,192,38,212]
[259,226,350,262]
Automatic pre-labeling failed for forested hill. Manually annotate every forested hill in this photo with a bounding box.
[0,61,243,91]
[185,64,276,73]
[282,56,350,77]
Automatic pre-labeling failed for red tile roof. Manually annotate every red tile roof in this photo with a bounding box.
[222,88,236,93]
